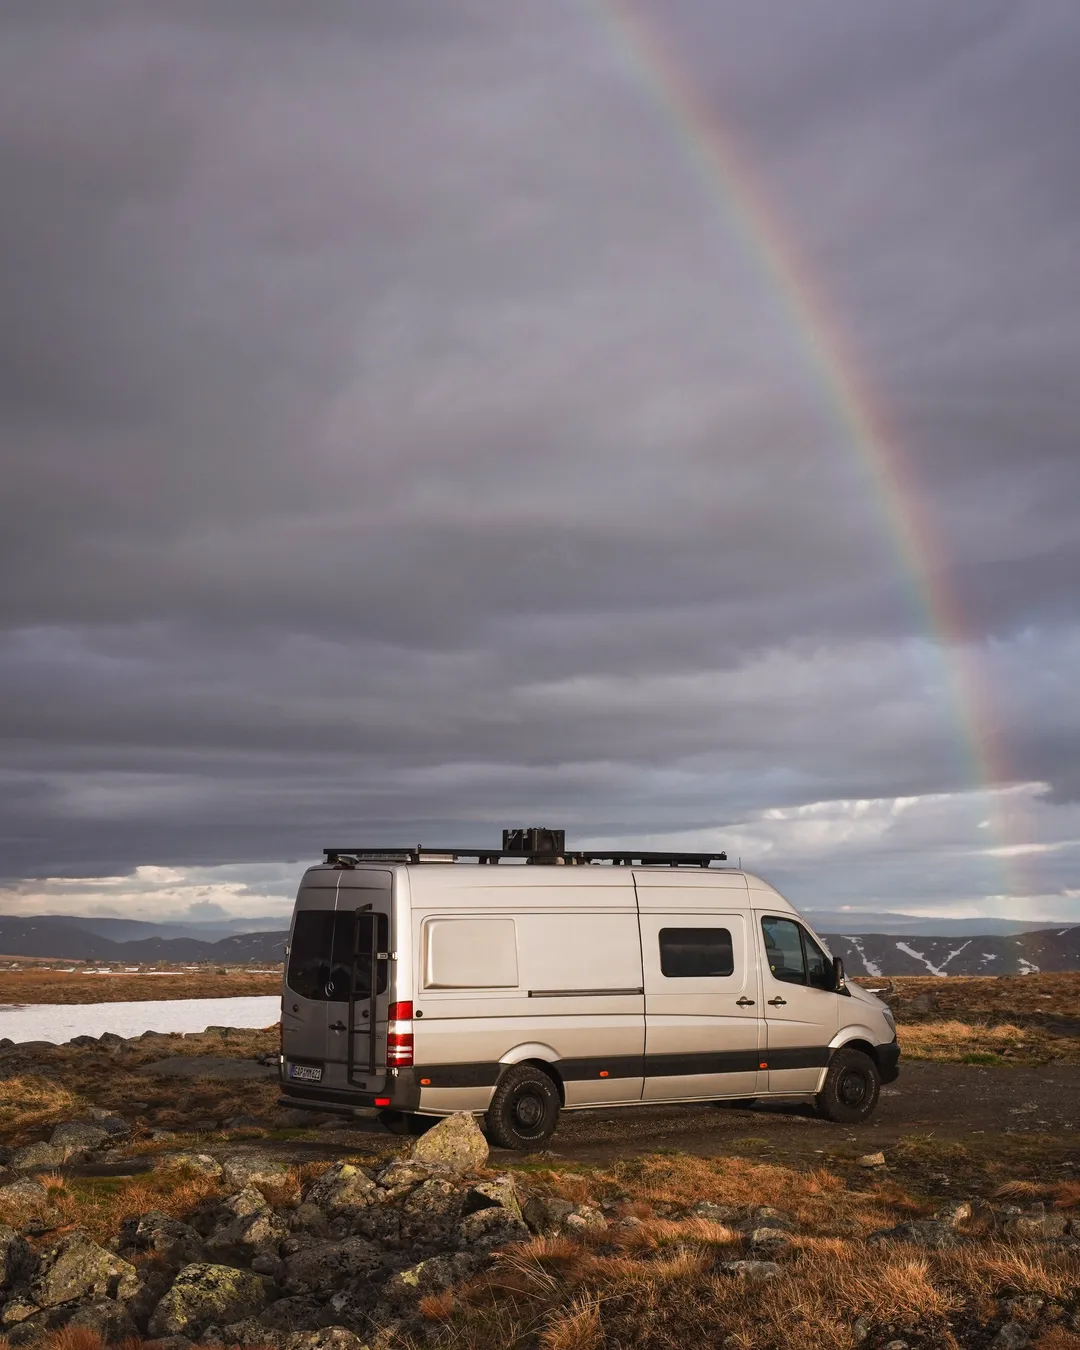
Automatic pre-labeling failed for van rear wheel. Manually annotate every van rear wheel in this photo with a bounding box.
[815,1048,880,1123]
[485,1064,560,1150]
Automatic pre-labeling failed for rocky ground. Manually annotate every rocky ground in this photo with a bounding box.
[0,1006,1077,1350]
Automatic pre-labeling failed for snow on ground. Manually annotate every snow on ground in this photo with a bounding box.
[0,995,280,1045]
[842,935,882,977]
[894,942,949,977]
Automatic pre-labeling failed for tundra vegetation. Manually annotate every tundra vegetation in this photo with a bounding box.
[0,977,1075,1350]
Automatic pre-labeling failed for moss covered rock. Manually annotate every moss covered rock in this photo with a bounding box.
[147,1263,271,1338]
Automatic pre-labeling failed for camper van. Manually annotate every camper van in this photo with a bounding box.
[278,830,899,1148]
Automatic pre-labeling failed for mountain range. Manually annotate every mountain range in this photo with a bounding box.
[1,914,1078,975]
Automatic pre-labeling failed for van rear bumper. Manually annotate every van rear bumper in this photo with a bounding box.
[874,1038,900,1084]
[278,1070,423,1115]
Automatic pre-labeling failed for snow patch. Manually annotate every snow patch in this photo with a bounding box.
[0,995,280,1045]
[842,935,882,977]
[1016,958,1041,975]
[894,942,949,977]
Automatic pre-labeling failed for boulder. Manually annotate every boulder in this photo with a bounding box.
[29,1230,139,1308]
[148,1263,271,1339]
[857,1152,886,1168]
[303,1162,376,1214]
[153,1152,224,1178]
[867,1220,955,1249]
[282,1330,367,1350]
[281,1237,383,1295]
[991,1324,1031,1350]
[64,1297,139,1343]
[934,1200,974,1229]
[408,1111,488,1174]
[457,1206,530,1250]
[0,1225,32,1288]
[381,1252,478,1311]
[1004,1207,1068,1240]
[522,1194,575,1234]
[221,1154,290,1190]
[1,1299,39,1328]
[205,1207,289,1261]
[11,1141,68,1172]
[691,1201,741,1224]
[131,1211,206,1267]
[564,1205,607,1234]
[376,1160,437,1198]
[50,1119,112,1153]
[462,1175,522,1221]
[718,1259,782,1280]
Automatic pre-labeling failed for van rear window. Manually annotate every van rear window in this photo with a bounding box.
[287,910,388,1002]
[659,927,734,978]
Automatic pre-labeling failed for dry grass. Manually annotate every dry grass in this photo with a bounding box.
[0,968,281,1005]
[855,972,1080,1023]
[0,1075,84,1136]
[898,1018,1080,1065]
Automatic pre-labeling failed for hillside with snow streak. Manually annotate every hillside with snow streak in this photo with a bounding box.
[824,926,1080,976]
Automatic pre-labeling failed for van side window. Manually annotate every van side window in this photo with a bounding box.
[659,928,734,978]
[761,916,806,985]
[287,910,388,1002]
[803,930,832,990]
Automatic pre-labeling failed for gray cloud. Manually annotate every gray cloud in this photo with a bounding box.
[1,0,1078,914]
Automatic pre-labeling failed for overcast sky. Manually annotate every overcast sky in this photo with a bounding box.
[2,0,1078,925]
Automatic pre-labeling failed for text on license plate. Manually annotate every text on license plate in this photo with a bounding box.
[288,1063,323,1082]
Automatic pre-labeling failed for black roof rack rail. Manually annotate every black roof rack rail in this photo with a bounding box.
[323,848,729,868]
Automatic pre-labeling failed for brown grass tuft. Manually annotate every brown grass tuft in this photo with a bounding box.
[538,1293,603,1350]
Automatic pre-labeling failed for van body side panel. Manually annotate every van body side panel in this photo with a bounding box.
[409,873,644,1111]
[635,874,763,1099]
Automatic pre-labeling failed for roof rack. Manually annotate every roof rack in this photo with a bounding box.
[323,827,727,869]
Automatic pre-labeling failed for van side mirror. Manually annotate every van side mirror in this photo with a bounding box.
[832,956,847,992]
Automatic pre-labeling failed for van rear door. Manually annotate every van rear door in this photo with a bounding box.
[321,870,393,1095]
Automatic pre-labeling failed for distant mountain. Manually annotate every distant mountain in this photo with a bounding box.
[26,915,289,942]
[824,926,1080,976]
[0,916,286,964]
[804,911,1065,937]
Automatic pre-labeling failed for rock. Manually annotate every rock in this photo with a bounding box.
[0,1225,32,1288]
[462,1175,522,1221]
[718,1259,782,1280]
[867,1220,955,1249]
[857,1152,886,1168]
[408,1111,488,1174]
[281,1237,383,1295]
[65,1297,139,1343]
[221,1154,290,1191]
[457,1206,530,1250]
[282,1330,367,1350]
[304,1162,377,1213]
[883,1342,908,1350]
[148,1263,271,1339]
[852,1316,872,1344]
[29,1230,139,1307]
[382,1252,478,1311]
[98,1033,126,1049]
[565,1205,606,1234]
[10,1141,68,1172]
[1,1299,39,1328]
[748,1227,793,1250]
[153,1152,224,1178]
[991,1323,1031,1350]
[131,1211,207,1267]
[289,1204,330,1237]
[151,1338,195,1350]
[376,1160,438,1197]
[1004,1207,1067,1240]
[934,1200,973,1229]
[276,1109,329,1130]
[206,1206,289,1261]
[220,1185,273,1220]
[522,1194,576,1234]
[691,1201,741,1224]
[745,1206,795,1232]
[50,1119,112,1153]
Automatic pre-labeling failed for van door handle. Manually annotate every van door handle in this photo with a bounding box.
[767,997,787,1007]
[735,996,755,1007]
[329,1021,347,1032]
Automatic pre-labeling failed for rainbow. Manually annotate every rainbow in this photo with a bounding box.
[586,0,1017,899]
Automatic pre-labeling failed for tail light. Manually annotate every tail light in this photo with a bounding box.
[386,1000,413,1067]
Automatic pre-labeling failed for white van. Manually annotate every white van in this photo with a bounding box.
[278,831,899,1148]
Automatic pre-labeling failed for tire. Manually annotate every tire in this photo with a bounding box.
[485,1063,561,1150]
[815,1047,881,1123]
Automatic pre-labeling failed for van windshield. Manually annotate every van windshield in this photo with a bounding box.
[286,910,388,1002]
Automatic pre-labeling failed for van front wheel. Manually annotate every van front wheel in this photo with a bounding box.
[486,1064,561,1150]
[815,1048,881,1123]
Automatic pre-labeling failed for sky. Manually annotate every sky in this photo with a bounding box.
[1,0,1079,926]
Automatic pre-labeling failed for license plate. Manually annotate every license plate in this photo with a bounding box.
[288,1063,323,1083]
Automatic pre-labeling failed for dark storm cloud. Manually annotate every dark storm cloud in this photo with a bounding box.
[1,0,1078,908]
